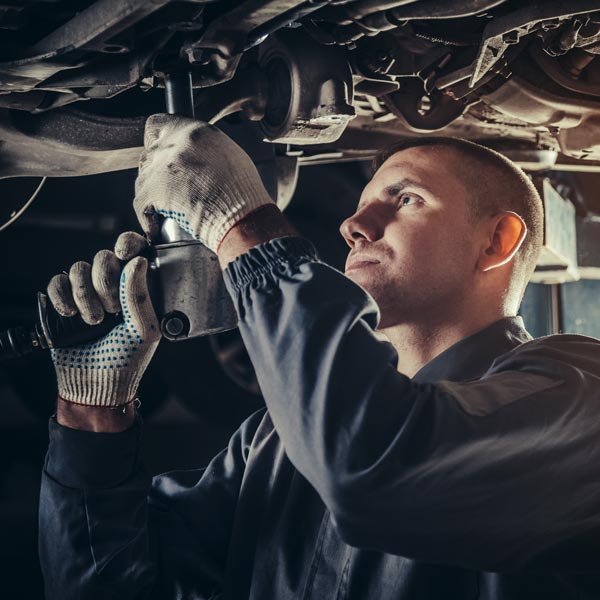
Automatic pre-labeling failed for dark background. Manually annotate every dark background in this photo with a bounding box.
[0,161,598,599]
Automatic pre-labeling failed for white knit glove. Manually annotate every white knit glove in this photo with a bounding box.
[134,114,274,252]
[47,232,161,407]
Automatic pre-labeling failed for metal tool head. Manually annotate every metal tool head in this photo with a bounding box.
[150,218,238,341]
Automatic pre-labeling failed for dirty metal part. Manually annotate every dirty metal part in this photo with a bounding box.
[29,0,172,56]
[194,64,268,123]
[382,77,469,132]
[470,0,600,87]
[351,34,422,79]
[257,29,355,144]
[529,41,600,98]
[530,178,579,284]
[334,0,505,23]
[542,13,600,56]
[558,117,600,161]
[0,0,174,104]
[354,79,400,97]
[325,11,405,46]
[281,112,557,166]
[561,49,597,79]
[0,107,145,177]
[0,47,299,182]
[551,161,600,172]
[6,47,170,111]
[150,239,238,340]
[185,0,306,85]
[480,54,600,159]
[244,0,330,51]
[386,0,506,21]
[328,0,418,23]
[327,0,507,45]
[0,54,87,94]
[150,220,238,341]
[33,31,173,103]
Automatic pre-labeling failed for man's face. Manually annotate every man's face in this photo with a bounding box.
[340,146,481,329]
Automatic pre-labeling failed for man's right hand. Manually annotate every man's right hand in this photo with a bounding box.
[47,231,161,431]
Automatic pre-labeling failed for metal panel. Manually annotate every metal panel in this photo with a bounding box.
[577,217,600,280]
[530,178,579,284]
[30,0,171,55]
[561,280,600,338]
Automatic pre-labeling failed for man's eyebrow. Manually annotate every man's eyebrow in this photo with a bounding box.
[383,178,428,195]
[357,178,428,211]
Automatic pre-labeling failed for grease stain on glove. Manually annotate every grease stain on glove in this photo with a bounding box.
[134,114,274,252]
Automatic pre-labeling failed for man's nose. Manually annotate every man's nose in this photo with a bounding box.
[339,205,383,247]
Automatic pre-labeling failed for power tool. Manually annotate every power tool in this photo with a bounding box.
[0,72,238,362]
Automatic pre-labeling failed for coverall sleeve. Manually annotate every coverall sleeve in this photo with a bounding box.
[223,236,600,573]
[39,408,266,600]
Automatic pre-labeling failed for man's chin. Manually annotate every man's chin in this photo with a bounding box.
[345,269,378,294]
[344,272,402,327]
[344,271,385,308]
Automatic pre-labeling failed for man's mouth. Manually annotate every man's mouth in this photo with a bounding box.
[346,255,381,271]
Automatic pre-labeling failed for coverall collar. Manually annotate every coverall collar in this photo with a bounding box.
[412,316,533,384]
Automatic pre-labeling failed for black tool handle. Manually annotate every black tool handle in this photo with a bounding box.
[37,292,123,349]
[164,72,195,118]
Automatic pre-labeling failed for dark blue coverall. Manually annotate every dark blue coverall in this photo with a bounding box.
[40,237,600,599]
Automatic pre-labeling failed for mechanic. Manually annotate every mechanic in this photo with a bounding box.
[39,114,600,600]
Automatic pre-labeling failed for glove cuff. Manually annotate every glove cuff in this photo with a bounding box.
[54,363,143,407]
[199,185,274,253]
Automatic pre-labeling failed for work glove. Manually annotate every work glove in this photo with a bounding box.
[47,232,161,407]
[134,114,274,252]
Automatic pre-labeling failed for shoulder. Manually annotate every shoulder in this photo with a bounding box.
[437,333,600,418]
[491,332,600,379]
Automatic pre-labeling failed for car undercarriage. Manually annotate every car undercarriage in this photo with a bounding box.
[2,0,600,176]
[2,3,600,596]
[2,0,600,286]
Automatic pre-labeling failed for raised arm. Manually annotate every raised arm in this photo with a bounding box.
[220,235,600,573]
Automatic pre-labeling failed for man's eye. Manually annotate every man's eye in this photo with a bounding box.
[398,193,420,208]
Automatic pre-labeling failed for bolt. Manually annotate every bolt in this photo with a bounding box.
[417,95,432,116]
[164,316,185,337]
[542,19,561,31]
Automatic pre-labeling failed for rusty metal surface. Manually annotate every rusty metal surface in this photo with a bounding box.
[30,0,171,55]
[0,107,145,177]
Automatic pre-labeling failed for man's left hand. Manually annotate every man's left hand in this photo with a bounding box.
[134,114,274,252]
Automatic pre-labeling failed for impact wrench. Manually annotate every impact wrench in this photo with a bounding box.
[0,72,238,363]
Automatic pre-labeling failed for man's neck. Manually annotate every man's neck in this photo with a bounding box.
[380,310,509,378]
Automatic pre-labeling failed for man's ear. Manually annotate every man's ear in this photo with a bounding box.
[477,211,527,272]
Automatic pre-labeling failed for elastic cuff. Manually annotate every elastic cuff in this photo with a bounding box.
[224,236,319,292]
[45,416,142,489]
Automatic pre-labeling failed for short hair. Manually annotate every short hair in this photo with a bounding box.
[372,137,544,303]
